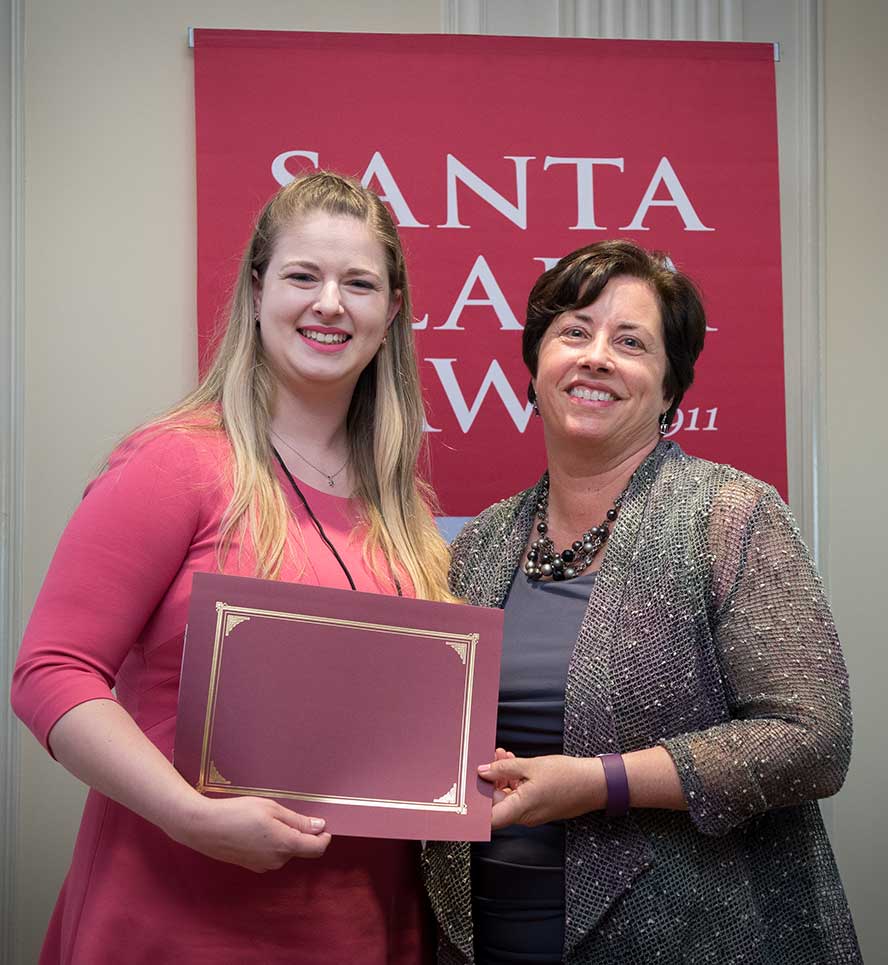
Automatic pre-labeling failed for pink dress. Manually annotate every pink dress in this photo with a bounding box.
[11,427,432,964]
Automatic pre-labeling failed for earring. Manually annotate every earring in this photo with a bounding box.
[381,335,387,346]
[659,412,670,435]
[528,380,540,416]
[253,312,260,324]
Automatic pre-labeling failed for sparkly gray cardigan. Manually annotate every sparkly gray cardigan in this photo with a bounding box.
[422,441,860,964]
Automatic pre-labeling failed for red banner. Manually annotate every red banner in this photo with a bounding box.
[194,30,786,516]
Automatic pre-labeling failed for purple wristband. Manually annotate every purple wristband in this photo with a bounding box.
[598,753,630,817]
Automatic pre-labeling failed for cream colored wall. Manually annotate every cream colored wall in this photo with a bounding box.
[13,0,888,962]
[823,0,888,957]
[15,2,441,962]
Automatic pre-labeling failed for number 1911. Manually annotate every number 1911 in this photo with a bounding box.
[665,407,718,436]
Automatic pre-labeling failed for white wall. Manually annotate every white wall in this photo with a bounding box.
[6,0,887,962]
[823,0,888,953]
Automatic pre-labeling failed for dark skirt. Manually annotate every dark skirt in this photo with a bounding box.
[471,823,565,964]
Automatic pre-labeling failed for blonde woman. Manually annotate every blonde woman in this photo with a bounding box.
[12,172,451,964]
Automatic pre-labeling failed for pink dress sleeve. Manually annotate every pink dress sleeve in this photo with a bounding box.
[11,429,209,752]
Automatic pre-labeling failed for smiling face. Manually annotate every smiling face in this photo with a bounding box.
[532,275,671,456]
[253,211,401,406]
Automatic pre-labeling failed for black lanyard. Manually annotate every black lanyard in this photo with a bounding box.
[271,446,403,597]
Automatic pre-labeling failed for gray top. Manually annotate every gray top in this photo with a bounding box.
[497,568,598,757]
[474,569,597,865]
[471,570,599,962]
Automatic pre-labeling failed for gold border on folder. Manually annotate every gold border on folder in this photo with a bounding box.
[196,603,479,815]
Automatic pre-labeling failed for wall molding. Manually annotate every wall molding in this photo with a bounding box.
[561,0,743,40]
[1,0,24,959]
[441,0,485,34]
[793,0,826,572]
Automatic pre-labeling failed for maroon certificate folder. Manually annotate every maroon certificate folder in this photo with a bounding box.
[174,572,503,841]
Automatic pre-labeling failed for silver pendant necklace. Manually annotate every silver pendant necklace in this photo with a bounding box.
[270,428,348,488]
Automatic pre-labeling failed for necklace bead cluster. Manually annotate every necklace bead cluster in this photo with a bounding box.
[524,475,626,581]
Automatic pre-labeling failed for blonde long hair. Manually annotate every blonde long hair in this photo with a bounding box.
[151,171,454,602]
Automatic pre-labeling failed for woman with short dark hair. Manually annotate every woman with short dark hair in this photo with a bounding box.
[523,241,705,430]
[423,240,860,964]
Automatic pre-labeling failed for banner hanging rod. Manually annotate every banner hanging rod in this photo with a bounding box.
[187,28,780,60]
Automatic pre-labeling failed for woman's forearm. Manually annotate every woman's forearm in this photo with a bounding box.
[47,698,331,869]
[48,699,203,835]
[480,745,688,828]
[621,745,688,811]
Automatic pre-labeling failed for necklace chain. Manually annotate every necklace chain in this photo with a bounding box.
[270,428,348,489]
[524,474,627,581]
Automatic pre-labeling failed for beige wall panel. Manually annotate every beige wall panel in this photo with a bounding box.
[17,2,440,962]
[15,0,888,961]
[823,0,888,959]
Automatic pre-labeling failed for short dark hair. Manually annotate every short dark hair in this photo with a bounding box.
[523,240,707,424]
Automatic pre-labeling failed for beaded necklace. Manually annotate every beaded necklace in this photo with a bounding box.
[524,474,627,581]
